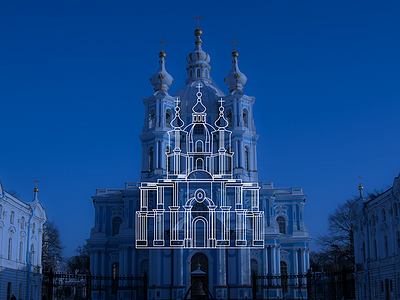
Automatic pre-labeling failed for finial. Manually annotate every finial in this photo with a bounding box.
[193,13,204,29]
[229,38,240,57]
[33,178,40,193]
[358,177,364,199]
[157,38,168,58]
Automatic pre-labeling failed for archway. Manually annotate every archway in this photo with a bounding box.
[194,218,206,248]
[191,253,209,284]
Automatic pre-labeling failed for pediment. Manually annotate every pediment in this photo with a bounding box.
[110,251,119,260]
[380,223,389,231]
[275,205,288,212]
[111,206,124,217]
[8,225,16,233]
[392,217,399,227]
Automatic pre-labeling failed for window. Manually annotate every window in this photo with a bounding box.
[190,70,193,77]
[197,69,200,77]
[394,203,398,217]
[382,208,386,221]
[10,211,15,224]
[19,242,23,262]
[372,214,376,226]
[149,147,154,171]
[112,217,122,236]
[112,262,119,295]
[243,108,249,128]
[166,109,172,127]
[32,222,35,234]
[245,147,250,171]
[397,232,400,253]
[384,235,388,257]
[373,239,377,260]
[280,261,288,293]
[148,109,155,129]
[277,216,286,234]
[0,204,2,218]
[195,140,203,152]
[362,241,366,262]
[251,259,258,275]
[226,109,232,126]
[8,238,12,260]
[30,244,35,265]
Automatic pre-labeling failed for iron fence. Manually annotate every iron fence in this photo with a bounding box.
[42,270,147,300]
[252,267,355,300]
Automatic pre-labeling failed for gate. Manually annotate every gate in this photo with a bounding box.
[42,270,147,300]
[252,267,354,300]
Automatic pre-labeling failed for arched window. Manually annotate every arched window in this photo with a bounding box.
[190,70,193,78]
[19,242,23,262]
[397,231,400,254]
[32,222,35,234]
[166,109,172,127]
[148,109,155,129]
[277,216,286,234]
[245,147,250,171]
[251,259,258,275]
[149,147,154,171]
[226,109,232,127]
[20,216,25,229]
[196,140,204,152]
[196,158,204,170]
[384,235,388,257]
[382,208,386,221]
[196,69,200,77]
[112,217,122,236]
[10,211,15,224]
[191,253,208,282]
[243,108,249,128]
[112,262,119,295]
[373,239,377,260]
[372,214,376,226]
[394,203,398,217]
[280,261,288,293]
[0,205,2,218]
[362,241,366,262]
[8,238,12,260]
[30,244,35,265]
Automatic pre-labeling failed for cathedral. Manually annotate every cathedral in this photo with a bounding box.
[88,22,312,300]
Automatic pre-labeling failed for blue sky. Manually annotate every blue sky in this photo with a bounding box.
[1,1,399,257]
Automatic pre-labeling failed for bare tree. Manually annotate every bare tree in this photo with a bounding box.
[42,220,64,271]
[315,198,356,269]
[65,243,90,274]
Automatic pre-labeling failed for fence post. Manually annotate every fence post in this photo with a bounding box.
[143,273,147,300]
[86,272,91,300]
[252,272,257,300]
[342,266,347,299]
[306,269,312,300]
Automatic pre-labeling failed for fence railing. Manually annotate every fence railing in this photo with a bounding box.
[252,267,355,300]
[42,270,147,300]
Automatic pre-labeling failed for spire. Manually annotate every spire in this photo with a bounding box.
[192,84,207,123]
[224,38,247,93]
[33,178,39,201]
[171,98,184,129]
[186,14,211,83]
[150,38,174,93]
[214,98,229,129]
[358,177,364,200]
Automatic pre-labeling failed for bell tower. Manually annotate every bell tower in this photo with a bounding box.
[139,41,175,182]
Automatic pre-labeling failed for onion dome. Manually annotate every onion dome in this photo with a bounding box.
[185,28,211,83]
[224,49,247,93]
[192,84,207,123]
[150,50,174,93]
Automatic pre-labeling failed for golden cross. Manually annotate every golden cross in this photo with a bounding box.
[33,178,40,188]
[229,37,240,51]
[193,13,204,29]
[157,37,168,51]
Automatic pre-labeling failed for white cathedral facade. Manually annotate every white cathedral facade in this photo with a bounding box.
[0,180,47,300]
[88,24,312,300]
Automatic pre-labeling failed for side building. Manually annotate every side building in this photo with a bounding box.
[352,173,400,300]
[0,180,47,300]
[88,24,312,300]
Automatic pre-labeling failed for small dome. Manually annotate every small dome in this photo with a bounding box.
[224,50,247,93]
[185,28,211,84]
[150,51,173,93]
